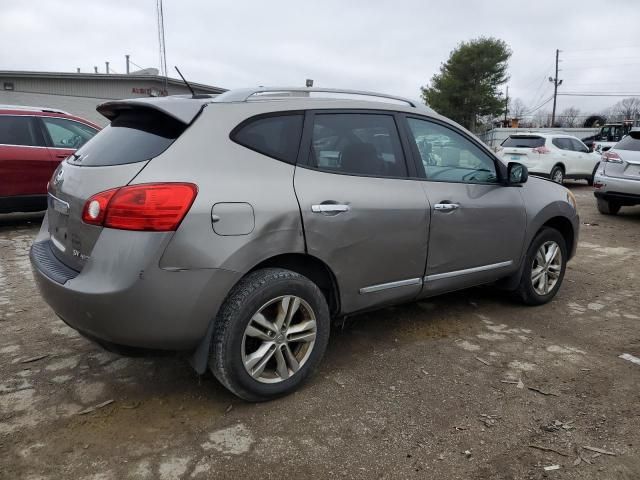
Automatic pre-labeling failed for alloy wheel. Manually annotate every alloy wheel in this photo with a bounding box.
[241,295,317,384]
[531,240,562,295]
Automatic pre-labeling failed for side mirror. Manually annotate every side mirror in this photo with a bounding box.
[507,162,528,185]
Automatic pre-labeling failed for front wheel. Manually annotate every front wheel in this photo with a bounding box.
[209,268,330,401]
[515,228,567,306]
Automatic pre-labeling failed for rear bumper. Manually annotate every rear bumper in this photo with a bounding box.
[593,172,640,205]
[30,217,242,351]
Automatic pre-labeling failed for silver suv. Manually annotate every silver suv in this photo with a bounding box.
[593,130,640,214]
[30,87,579,401]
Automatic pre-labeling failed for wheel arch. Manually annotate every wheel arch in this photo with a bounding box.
[188,253,341,375]
[248,253,341,316]
[540,216,575,260]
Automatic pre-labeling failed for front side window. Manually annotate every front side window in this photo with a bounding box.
[309,114,407,177]
[407,117,497,183]
[0,115,42,146]
[41,117,97,149]
[232,114,303,164]
[570,138,588,153]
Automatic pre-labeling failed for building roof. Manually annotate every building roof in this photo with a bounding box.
[0,70,226,94]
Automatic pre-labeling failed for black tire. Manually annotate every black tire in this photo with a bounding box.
[550,165,564,184]
[514,227,568,306]
[587,165,598,186]
[209,268,330,401]
[596,198,621,215]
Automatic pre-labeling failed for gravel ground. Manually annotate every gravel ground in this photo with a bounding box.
[1,183,639,480]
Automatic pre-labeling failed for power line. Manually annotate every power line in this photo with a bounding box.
[562,45,640,53]
[559,93,640,97]
[523,95,554,116]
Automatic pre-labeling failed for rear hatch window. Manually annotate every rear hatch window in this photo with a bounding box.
[68,110,186,166]
[615,132,640,151]
[501,136,545,148]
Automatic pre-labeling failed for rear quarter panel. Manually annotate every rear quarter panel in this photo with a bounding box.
[131,103,306,273]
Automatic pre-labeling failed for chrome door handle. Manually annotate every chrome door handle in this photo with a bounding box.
[434,203,460,211]
[311,204,350,214]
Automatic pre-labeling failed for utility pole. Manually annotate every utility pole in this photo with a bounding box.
[125,54,130,74]
[549,49,563,126]
[504,85,509,125]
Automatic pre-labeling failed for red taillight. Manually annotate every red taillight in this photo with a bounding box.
[532,146,550,154]
[82,183,198,231]
[601,151,622,163]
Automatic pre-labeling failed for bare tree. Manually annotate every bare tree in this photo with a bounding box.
[532,110,552,128]
[612,97,640,121]
[509,98,528,119]
[559,107,581,128]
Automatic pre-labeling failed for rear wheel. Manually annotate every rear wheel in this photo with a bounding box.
[596,198,621,215]
[209,268,330,401]
[515,228,567,306]
[550,165,565,184]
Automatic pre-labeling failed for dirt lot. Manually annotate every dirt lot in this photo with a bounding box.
[1,183,639,480]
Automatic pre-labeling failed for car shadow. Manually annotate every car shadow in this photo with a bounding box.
[0,211,45,230]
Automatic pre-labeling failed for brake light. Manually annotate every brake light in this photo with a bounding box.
[82,183,198,231]
[532,146,550,154]
[601,151,622,163]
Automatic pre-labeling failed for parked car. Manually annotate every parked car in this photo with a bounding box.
[0,105,100,213]
[498,133,600,185]
[593,130,640,214]
[30,88,579,401]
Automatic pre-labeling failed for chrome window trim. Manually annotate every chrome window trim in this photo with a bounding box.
[424,260,513,282]
[359,277,422,294]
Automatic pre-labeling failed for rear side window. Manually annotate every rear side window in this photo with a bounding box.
[41,117,97,149]
[309,113,407,177]
[502,136,545,148]
[68,110,185,166]
[232,114,303,164]
[615,132,640,151]
[552,138,573,150]
[0,115,44,146]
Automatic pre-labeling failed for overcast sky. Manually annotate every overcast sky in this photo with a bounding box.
[2,0,639,118]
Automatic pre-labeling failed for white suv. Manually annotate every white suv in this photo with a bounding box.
[498,133,601,184]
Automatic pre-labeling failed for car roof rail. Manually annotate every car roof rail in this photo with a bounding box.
[213,87,430,110]
[0,104,70,115]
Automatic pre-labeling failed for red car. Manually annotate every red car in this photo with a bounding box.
[0,106,100,213]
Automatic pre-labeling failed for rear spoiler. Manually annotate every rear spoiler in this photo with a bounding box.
[97,96,215,124]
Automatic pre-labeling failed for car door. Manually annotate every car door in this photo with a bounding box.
[39,116,98,176]
[552,137,579,174]
[294,110,430,314]
[402,115,527,296]
[0,114,52,197]
[569,138,597,175]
